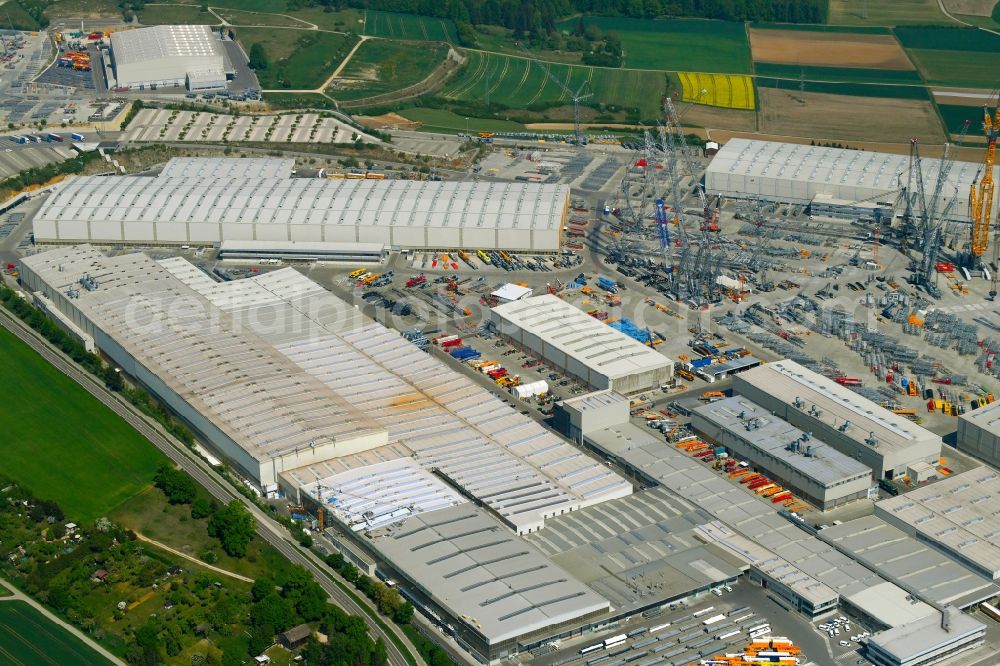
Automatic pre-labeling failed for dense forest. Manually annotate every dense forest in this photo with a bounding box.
[339,0,827,33]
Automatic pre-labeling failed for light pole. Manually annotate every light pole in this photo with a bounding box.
[465,117,469,136]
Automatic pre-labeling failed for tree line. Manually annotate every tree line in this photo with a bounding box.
[334,0,827,36]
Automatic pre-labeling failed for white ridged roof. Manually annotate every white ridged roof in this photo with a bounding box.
[159,261,633,534]
[111,25,223,66]
[35,172,568,231]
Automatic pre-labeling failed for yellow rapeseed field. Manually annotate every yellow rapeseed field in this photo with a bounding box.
[678,72,755,110]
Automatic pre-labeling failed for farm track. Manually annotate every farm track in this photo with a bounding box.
[0,307,421,666]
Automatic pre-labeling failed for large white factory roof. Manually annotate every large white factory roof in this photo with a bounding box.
[491,294,673,380]
[706,138,997,219]
[693,396,872,486]
[369,505,610,644]
[20,246,387,468]
[876,466,1000,579]
[111,25,224,66]
[33,163,568,249]
[159,260,632,533]
[735,360,941,455]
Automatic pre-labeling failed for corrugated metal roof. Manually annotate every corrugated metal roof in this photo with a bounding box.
[369,505,610,643]
[21,246,387,466]
[35,173,568,232]
[819,515,999,608]
[492,295,673,381]
[111,25,223,65]
[160,262,633,533]
[877,466,1000,577]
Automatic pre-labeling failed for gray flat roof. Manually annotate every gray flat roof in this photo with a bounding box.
[876,466,1000,577]
[867,609,985,661]
[492,294,673,381]
[557,389,630,412]
[819,515,999,609]
[526,487,744,612]
[370,505,609,644]
[693,396,871,486]
[960,400,1000,433]
[584,420,935,624]
[735,360,941,455]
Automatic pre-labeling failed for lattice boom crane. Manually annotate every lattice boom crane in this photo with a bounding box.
[970,106,999,259]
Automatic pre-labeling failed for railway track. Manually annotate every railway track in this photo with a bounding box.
[0,307,419,666]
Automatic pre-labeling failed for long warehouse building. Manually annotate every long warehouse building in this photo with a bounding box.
[490,294,674,394]
[691,396,872,510]
[32,158,569,252]
[732,360,942,480]
[706,138,998,223]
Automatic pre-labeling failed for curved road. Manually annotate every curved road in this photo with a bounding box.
[0,307,420,666]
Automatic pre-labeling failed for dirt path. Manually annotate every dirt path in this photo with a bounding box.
[134,533,255,583]
[0,577,127,665]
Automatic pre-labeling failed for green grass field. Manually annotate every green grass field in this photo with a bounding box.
[43,0,119,20]
[753,62,924,84]
[236,28,357,89]
[137,4,217,25]
[334,40,446,100]
[906,48,1000,87]
[441,50,666,118]
[162,0,285,10]
[557,17,751,73]
[894,26,1000,51]
[0,602,110,665]
[395,107,527,133]
[214,8,312,27]
[0,326,164,522]
[828,0,955,25]
[755,77,931,99]
[364,10,457,41]
[289,6,366,31]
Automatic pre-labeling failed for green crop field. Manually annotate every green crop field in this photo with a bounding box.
[364,10,457,42]
[936,103,990,133]
[557,17,751,73]
[395,108,527,133]
[137,4,217,25]
[750,22,890,33]
[334,39,446,100]
[0,326,164,522]
[753,63,923,84]
[235,28,357,89]
[828,0,954,25]
[906,49,999,87]
[894,26,1000,51]
[441,51,666,118]
[755,78,931,99]
[0,602,109,666]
